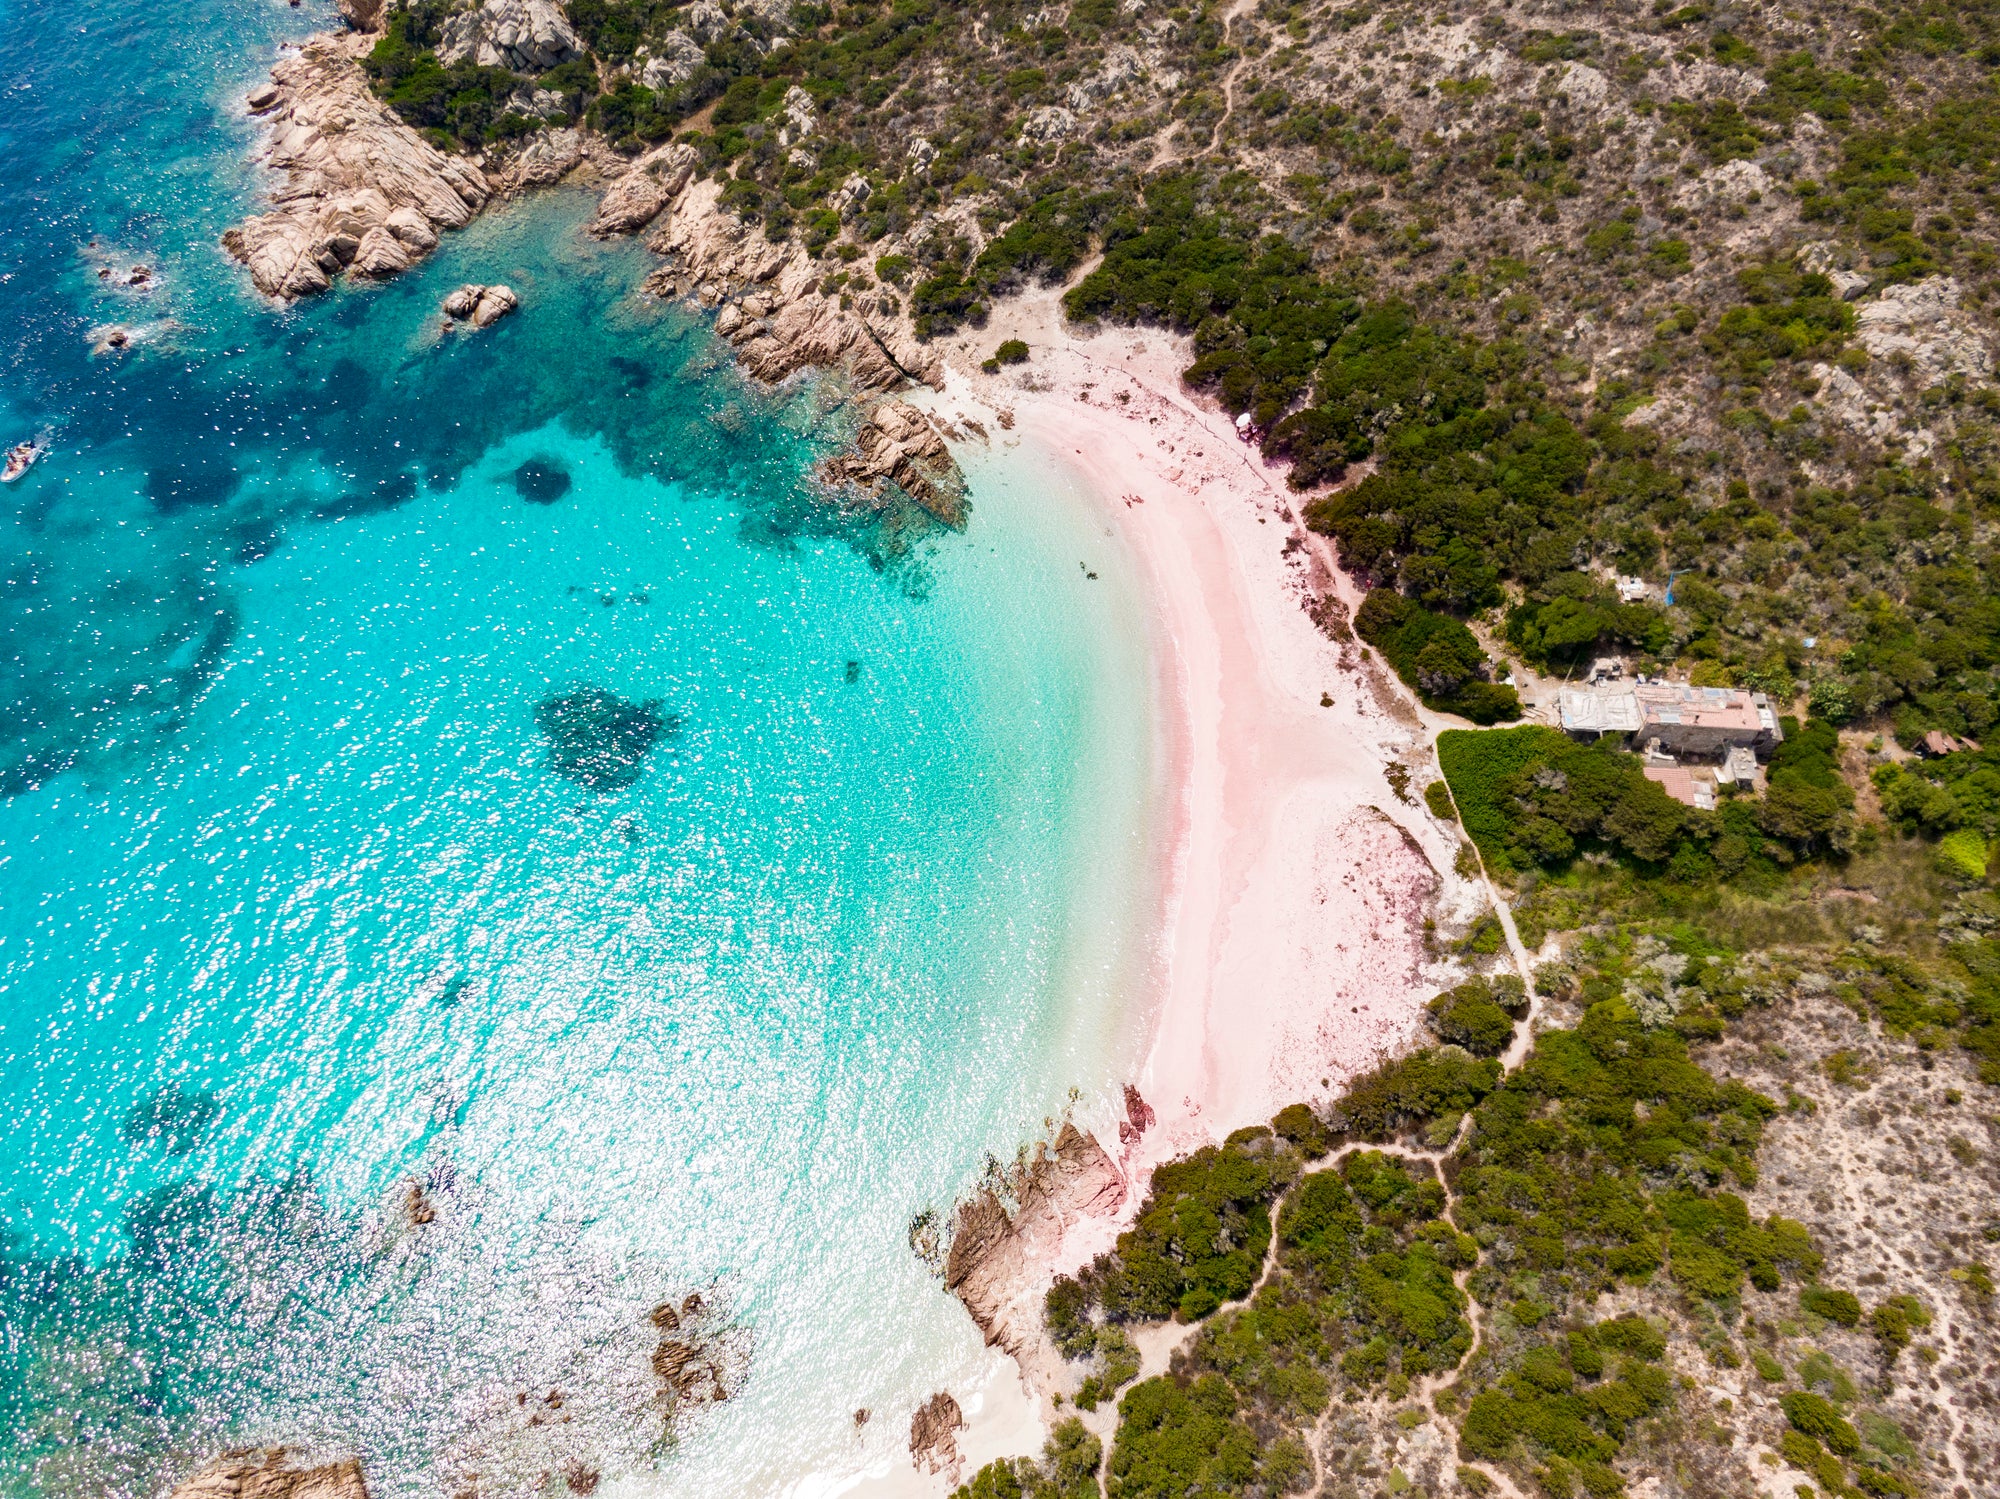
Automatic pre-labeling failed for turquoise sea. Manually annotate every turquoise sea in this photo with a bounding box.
[0,2,1161,1494]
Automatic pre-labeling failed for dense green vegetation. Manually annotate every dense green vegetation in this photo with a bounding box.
[362,5,571,146]
[1354,590,1521,723]
[1436,721,1854,885]
[1875,741,2000,866]
[949,1419,1103,1499]
[1025,908,1963,1496]
[1456,1314,1674,1492]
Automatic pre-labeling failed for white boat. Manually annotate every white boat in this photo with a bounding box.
[2,437,43,482]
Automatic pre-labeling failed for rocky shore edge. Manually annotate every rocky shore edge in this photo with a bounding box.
[224,24,965,531]
[938,1092,1154,1405]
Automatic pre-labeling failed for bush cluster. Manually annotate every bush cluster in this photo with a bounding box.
[1437,721,1854,886]
[1355,590,1522,723]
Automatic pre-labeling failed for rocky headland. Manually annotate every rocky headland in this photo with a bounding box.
[224,32,489,300]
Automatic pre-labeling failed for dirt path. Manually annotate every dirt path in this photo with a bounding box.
[1149,0,1259,169]
[1101,763,1539,1494]
[1207,0,1263,155]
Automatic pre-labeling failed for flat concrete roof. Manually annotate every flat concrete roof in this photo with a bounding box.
[1633,683,1779,737]
[1645,764,1717,810]
[1558,687,1642,734]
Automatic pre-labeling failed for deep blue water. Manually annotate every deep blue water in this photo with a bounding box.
[0,3,1159,1494]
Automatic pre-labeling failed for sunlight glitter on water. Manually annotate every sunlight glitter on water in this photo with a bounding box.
[0,31,1163,1482]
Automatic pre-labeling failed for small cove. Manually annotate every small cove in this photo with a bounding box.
[0,4,1163,1493]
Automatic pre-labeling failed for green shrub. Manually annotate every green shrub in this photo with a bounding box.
[954,1417,1102,1499]
[1426,780,1458,822]
[1780,1429,1847,1491]
[1800,1285,1863,1327]
[1333,1047,1503,1138]
[1940,827,1990,878]
[994,338,1030,365]
[1427,977,1521,1057]
[1106,1374,1261,1498]
[1075,1326,1141,1411]
[1870,1293,1930,1354]
[1270,1102,1331,1157]
[1783,1390,1861,1455]
[1593,1315,1667,1362]
[1355,591,1522,723]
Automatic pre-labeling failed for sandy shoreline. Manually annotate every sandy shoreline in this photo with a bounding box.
[846,297,1487,1495]
[933,295,1482,1165]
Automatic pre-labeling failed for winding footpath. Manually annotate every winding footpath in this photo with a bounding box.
[1090,754,1543,1495]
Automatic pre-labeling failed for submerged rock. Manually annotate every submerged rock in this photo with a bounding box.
[646,1291,750,1426]
[167,1450,368,1499]
[120,1085,221,1156]
[536,687,674,792]
[512,458,572,503]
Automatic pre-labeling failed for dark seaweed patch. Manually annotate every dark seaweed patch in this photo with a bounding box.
[535,686,676,792]
[606,355,654,389]
[317,471,418,520]
[120,1085,221,1157]
[146,462,241,513]
[513,459,573,505]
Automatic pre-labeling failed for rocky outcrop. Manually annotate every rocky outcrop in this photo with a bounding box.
[581,129,966,529]
[647,1292,750,1423]
[908,1392,966,1479]
[818,399,967,529]
[1019,105,1076,143]
[1855,275,1994,383]
[499,126,586,191]
[442,283,518,328]
[639,30,706,89]
[224,33,489,300]
[589,143,698,237]
[334,0,385,31]
[167,1451,367,1499]
[640,178,939,394]
[942,1123,1127,1392]
[437,0,580,71]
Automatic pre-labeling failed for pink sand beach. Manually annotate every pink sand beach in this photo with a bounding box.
[846,298,1490,1495]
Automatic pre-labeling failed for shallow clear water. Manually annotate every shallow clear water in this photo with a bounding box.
[0,3,1160,1493]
